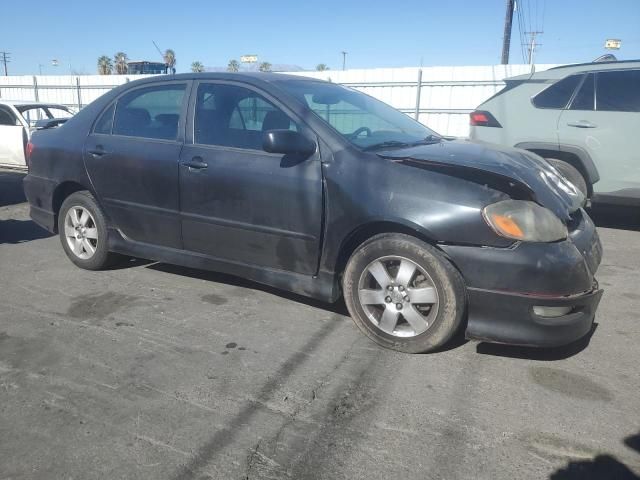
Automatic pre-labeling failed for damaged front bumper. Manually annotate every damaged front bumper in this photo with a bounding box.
[440,208,604,347]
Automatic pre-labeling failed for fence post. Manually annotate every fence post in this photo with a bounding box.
[76,76,82,110]
[414,69,423,120]
[33,76,39,102]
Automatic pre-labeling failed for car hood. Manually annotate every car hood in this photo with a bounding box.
[377,139,584,221]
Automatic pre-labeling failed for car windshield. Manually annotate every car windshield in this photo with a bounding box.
[276,80,441,150]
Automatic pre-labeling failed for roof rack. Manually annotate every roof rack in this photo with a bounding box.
[548,58,640,70]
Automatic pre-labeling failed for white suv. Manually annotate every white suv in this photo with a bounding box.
[470,60,640,206]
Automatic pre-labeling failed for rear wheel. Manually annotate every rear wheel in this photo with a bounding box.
[545,158,588,198]
[58,191,119,270]
[342,233,466,353]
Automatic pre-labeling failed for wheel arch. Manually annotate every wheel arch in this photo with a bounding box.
[51,181,92,232]
[515,142,600,195]
[333,220,440,279]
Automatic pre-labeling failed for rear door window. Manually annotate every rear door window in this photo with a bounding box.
[113,84,186,140]
[596,70,640,112]
[570,73,595,110]
[532,74,582,109]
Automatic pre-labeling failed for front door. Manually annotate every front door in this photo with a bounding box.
[558,70,640,195]
[0,106,26,167]
[179,81,323,275]
[84,82,189,248]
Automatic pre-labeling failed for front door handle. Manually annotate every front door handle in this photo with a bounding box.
[567,120,597,128]
[182,157,208,170]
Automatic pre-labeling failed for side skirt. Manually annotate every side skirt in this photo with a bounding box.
[107,228,340,303]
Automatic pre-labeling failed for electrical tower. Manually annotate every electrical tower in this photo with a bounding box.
[0,52,10,76]
[501,0,515,64]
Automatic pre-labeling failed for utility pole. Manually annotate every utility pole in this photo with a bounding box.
[0,52,10,76]
[525,31,543,68]
[501,0,515,64]
[341,51,347,71]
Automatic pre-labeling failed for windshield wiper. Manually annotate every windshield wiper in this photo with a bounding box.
[408,134,443,146]
[362,135,443,152]
[362,141,411,152]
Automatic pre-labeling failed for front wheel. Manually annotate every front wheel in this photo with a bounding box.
[342,233,466,353]
[58,191,120,270]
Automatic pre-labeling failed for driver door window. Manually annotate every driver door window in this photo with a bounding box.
[194,84,298,151]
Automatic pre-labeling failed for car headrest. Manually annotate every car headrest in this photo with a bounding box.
[119,108,150,126]
[155,113,179,127]
[262,110,291,131]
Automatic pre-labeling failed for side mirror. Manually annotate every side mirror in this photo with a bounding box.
[262,129,316,157]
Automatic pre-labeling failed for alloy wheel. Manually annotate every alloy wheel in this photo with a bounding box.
[357,256,439,337]
[64,206,98,260]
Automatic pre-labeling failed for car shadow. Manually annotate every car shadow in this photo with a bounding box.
[0,169,27,207]
[549,431,640,480]
[474,323,598,361]
[146,262,350,316]
[0,219,53,244]
[588,204,640,232]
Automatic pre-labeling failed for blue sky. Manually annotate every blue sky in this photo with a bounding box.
[2,0,639,74]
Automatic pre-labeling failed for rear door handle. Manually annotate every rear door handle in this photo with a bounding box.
[567,120,597,128]
[87,146,110,157]
[182,157,208,170]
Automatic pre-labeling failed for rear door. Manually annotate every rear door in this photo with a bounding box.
[84,81,189,248]
[558,69,640,195]
[179,81,323,275]
[0,105,26,167]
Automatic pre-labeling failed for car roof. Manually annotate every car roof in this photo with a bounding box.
[507,59,640,81]
[0,100,71,108]
[119,71,325,88]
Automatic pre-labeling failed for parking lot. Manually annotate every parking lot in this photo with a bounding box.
[0,168,639,479]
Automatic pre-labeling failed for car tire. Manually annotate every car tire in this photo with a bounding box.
[58,191,119,270]
[342,233,466,353]
[545,158,588,198]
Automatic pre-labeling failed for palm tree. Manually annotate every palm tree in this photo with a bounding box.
[316,63,329,71]
[191,61,205,73]
[227,59,240,72]
[258,62,272,72]
[114,52,128,74]
[97,55,112,75]
[163,49,176,74]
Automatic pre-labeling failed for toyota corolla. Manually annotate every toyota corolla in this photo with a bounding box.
[23,73,603,353]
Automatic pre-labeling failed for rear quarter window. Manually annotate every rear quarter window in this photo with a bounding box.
[532,74,583,109]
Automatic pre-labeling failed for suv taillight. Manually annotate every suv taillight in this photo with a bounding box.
[470,110,502,128]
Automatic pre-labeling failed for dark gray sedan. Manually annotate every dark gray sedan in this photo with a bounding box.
[23,73,602,353]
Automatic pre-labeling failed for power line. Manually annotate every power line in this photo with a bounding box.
[515,1,528,63]
[0,52,10,76]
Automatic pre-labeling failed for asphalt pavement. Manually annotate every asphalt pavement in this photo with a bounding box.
[1,168,639,479]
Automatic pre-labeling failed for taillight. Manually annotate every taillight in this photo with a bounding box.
[470,110,502,127]
[26,141,34,169]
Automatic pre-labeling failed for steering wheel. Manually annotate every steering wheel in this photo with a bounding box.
[349,126,372,139]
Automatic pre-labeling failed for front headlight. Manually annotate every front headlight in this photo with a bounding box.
[483,200,567,242]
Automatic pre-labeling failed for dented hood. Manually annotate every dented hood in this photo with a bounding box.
[378,139,584,221]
